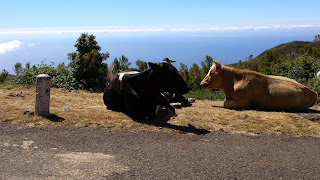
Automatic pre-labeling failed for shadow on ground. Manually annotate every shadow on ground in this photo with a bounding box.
[44,114,65,122]
[212,105,320,113]
[133,109,211,135]
[212,104,320,121]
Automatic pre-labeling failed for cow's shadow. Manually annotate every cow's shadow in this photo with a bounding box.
[301,109,320,114]
[131,109,211,135]
[212,105,320,113]
[212,105,320,121]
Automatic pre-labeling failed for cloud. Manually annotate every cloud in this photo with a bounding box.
[0,27,165,34]
[169,24,320,32]
[27,43,36,47]
[0,24,319,35]
[0,40,23,54]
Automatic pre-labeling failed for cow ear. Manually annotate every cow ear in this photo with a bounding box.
[148,62,160,70]
[214,61,222,73]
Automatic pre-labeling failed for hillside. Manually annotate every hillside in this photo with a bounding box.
[229,40,320,72]
[255,41,311,59]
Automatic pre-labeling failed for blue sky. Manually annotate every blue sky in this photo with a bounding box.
[1,0,320,73]
[1,0,320,30]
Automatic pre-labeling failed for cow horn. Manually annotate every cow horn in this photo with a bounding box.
[163,58,176,63]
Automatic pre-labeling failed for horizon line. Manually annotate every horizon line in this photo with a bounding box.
[0,24,319,35]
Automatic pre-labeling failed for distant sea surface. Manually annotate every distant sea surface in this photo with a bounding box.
[0,33,316,74]
[100,34,314,66]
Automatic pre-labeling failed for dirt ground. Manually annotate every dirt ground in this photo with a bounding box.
[1,85,320,136]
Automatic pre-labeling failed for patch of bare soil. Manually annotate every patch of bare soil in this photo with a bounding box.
[1,86,320,136]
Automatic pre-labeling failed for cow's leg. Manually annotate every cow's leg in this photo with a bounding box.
[224,99,250,109]
[174,93,192,107]
[155,105,162,115]
[161,94,176,116]
[123,90,148,119]
[166,106,176,116]
[156,93,176,116]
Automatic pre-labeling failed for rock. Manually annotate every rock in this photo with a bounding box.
[297,113,320,121]
[23,110,34,117]
[62,107,71,111]
[240,113,249,119]
[23,110,30,114]
[8,92,24,97]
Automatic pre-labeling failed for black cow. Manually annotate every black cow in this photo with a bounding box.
[103,62,189,120]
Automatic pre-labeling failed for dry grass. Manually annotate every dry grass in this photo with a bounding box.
[1,85,320,137]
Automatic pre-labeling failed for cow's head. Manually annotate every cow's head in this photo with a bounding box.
[148,62,189,94]
[200,61,223,89]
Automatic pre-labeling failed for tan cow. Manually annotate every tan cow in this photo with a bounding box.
[200,61,318,111]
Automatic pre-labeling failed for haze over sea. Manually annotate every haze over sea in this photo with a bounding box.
[1,27,319,75]
[1,0,320,74]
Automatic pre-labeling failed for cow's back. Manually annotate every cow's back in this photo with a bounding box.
[103,71,142,113]
[250,75,317,111]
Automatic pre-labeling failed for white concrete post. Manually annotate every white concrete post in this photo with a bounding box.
[35,74,51,116]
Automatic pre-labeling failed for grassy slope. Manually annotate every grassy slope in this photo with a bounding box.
[229,41,316,68]
[1,85,320,137]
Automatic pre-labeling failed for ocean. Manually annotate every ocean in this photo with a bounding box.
[0,31,317,74]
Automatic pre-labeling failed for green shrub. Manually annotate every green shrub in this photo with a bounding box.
[184,89,225,101]
[271,55,320,85]
[12,61,78,90]
[0,70,9,84]
[306,78,320,105]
